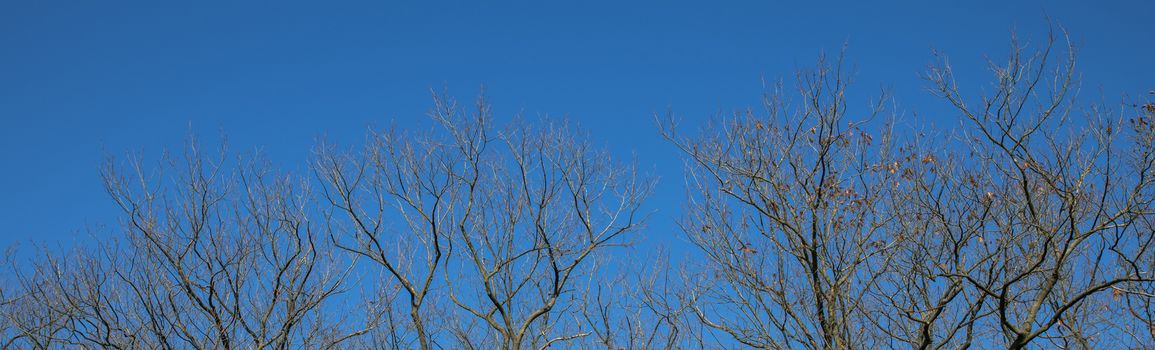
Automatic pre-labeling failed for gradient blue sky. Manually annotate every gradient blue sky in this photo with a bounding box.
[1,1,1152,249]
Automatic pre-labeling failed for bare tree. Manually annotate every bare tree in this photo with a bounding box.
[660,30,1155,350]
[3,29,1151,350]
[1117,94,1155,346]
[1,94,655,350]
[923,30,1155,349]
[0,139,365,349]
[314,107,453,349]
[1,247,74,350]
[315,92,655,349]
[660,51,905,349]
[578,250,703,350]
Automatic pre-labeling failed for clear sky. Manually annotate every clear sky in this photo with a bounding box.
[1,0,1152,249]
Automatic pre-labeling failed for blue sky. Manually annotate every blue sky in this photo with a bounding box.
[1,0,1152,249]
